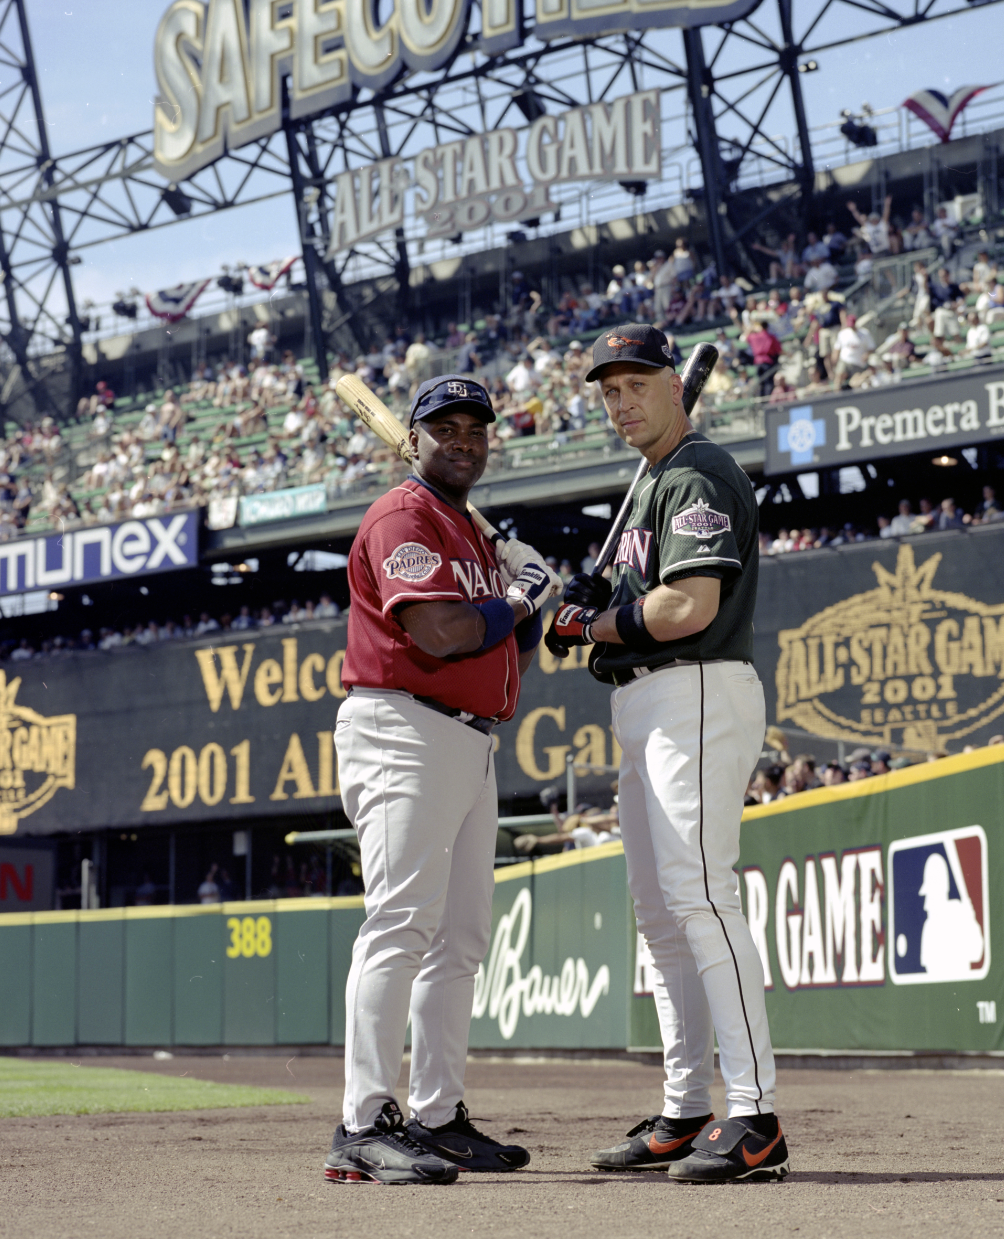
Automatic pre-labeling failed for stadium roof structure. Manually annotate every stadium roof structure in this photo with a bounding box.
[0,0,1001,420]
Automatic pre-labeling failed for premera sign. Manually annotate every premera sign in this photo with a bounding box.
[152,0,762,182]
[764,367,1004,475]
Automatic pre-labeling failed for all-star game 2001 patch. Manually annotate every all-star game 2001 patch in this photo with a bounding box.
[671,498,732,540]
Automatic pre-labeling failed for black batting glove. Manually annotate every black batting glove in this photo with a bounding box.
[563,571,612,611]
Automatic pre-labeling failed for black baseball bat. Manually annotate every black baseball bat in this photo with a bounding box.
[547,340,719,657]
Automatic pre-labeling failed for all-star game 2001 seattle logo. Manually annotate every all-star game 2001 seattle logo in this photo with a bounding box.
[0,670,75,833]
[775,545,1004,752]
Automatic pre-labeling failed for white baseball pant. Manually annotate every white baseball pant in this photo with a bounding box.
[611,660,776,1119]
[335,689,498,1132]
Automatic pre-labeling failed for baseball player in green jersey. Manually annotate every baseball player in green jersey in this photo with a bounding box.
[545,324,789,1184]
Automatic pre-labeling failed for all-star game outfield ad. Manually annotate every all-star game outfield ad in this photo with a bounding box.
[4,0,1004,1234]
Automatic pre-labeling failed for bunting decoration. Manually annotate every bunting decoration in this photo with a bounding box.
[145,280,211,322]
[903,86,989,143]
[247,257,298,290]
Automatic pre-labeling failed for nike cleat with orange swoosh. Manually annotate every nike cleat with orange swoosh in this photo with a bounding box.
[590,1114,713,1171]
[667,1116,790,1183]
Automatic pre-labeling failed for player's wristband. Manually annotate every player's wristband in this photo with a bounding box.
[614,598,664,654]
[515,609,543,652]
[475,598,517,650]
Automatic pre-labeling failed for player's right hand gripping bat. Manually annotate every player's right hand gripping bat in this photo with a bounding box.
[545,340,719,657]
[335,373,506,547]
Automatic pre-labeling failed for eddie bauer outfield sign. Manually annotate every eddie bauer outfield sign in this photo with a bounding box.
[764,365,1004,475]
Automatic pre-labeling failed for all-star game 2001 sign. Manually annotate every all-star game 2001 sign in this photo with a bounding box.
[775,544,1004,753]
[0,671,75,834]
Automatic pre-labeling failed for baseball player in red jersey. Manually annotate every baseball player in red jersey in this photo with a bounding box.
[324,375,562,1186]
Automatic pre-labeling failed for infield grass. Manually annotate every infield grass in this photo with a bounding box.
[0,1058,310,1118]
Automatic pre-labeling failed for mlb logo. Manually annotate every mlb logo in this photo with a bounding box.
[888,826,990,985]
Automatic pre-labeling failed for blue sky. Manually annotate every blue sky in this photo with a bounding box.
[23,0,1003,307]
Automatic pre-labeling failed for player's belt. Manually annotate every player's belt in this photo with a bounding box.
[611,658,747,688]
[414,694,497,735]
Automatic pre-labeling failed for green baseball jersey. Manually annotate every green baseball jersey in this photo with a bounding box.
[590,432,759,682]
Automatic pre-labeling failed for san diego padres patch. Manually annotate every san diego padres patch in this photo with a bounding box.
[671,497,731,540]
[382,542,442,581]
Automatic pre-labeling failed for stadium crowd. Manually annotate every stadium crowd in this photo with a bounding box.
[0,197,998,544]
[4,592,341,663]
[745,726,1004,800]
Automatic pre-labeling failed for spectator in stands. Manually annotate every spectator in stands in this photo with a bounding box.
[709,273,745,321]
[854,246,874,281]
[768,374,798,403]
[231,605,255,630]
[888,499,915,536]
[902,207,933,251]
[847,195,892,255]
[456,331,481,375]
[937,498,966,530]
[670,238,697,284]
[911,498,936,533]
[801,231,830,265]
[965,311,992,361]
[194,611,220,636]
[966,251,996,294]
[198,864,221,904]
[880,322,918,371]
[822,222,847,260]
[506,355,539,395]
[316,593,340,618]
[746,318,783,395]
[821,761,848,785]
[10,638,33,661]
[931,206,959,258]
[804,254,838,293]
[248,323,274,361]
[974,486,1001,522]
[444,322,465,348]
[750,764,784,803]
[404,332,430,389]
[752,233,800,284]
[831,314,874,389]
[650,251,672,321]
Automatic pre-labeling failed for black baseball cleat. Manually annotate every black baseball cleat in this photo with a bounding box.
[324,1101,459,1185]
[590,1113,714,1171]
[405,1101,531,1172]
[667,1116,790,1184]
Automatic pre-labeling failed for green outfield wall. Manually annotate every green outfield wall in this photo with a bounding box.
[2,748,1002,1053]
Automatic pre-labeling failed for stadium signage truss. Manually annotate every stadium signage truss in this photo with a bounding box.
[328,90,661,250]
[152,0,753,181]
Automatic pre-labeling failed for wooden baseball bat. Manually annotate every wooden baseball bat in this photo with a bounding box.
[335,374,505,546]
[547,340,720,656]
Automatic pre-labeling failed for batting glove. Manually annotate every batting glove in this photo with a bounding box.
[497,537,549,587]
[563,571,612,611]
[544,603,600,653]
[506,561,563,616]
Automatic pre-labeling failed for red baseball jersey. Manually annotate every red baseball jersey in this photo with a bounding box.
[341,477,521,720]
